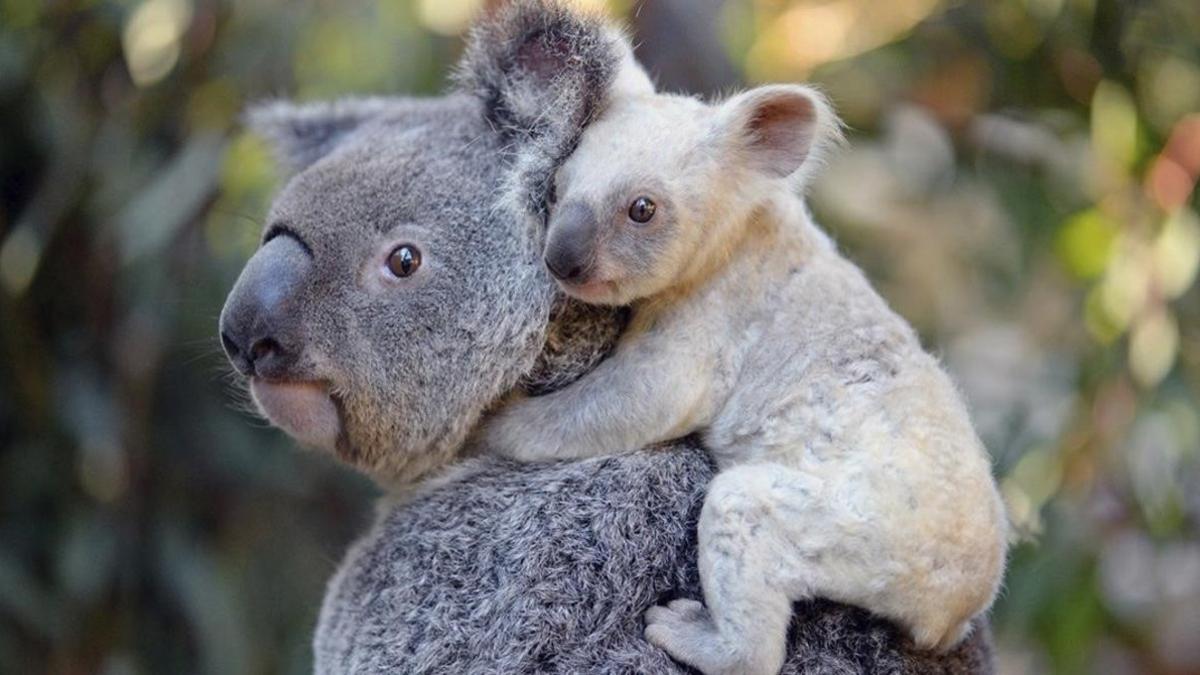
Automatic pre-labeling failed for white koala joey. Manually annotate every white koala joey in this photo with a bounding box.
[479,82,1009,675]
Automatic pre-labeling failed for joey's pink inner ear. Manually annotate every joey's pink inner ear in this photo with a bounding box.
[737,89,819,178]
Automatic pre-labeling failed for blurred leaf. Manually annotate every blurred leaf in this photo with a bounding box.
[1056,208,1119,280]
[0,551,62,640]
[1091,81,1140,172]
[156,523,252,675]
[115,133,226,265]
[1153,208,1200,299]
[55,511,119,604]
[1129,309,1179,388]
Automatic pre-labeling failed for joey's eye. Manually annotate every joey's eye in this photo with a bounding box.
[387,245,422,278]
[628,196,656,223]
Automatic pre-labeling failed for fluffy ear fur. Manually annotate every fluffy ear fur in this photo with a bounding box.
[455,0,651,141]
[243,98,396,174]
[718,85,842,183]
[455,0,653,221]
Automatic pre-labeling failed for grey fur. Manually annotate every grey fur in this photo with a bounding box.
[240,93,557,485]
[455,0,620,141]
[246,97,421,175]
[520,297,629,397]
[316,443,994,674]
[454,0,648,222]
[225,1,997,672]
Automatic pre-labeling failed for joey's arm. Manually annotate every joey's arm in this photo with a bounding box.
[482,340,708,462]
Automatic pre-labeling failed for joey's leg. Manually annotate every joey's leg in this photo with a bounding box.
[645,463,926,675]
[481,340,707,462]
[644,464,801,675]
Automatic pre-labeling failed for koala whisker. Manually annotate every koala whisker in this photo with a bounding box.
[180,347,225,369]
[212,208,264,229]
[223,385,264,422]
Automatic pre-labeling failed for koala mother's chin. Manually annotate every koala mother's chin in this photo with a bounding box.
[250,379,342,452]
[560,279,625,306]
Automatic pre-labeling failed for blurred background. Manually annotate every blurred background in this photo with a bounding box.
[0,0,1197,672]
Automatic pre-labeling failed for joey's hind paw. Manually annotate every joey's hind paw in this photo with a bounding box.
[643,598,782,672]
[644,599,777,675]
[644,598,718,664]
[645,598,707,625]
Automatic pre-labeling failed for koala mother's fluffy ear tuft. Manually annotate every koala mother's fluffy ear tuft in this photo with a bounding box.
[455,0,652,221]
[455,0,651,143]
[243,97,396,175]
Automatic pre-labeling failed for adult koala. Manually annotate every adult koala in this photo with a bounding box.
[219,1,997,672]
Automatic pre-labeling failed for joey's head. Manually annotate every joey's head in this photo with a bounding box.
[545,84,839,305]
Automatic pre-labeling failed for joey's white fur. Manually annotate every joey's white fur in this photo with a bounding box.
[480,85,1008,674]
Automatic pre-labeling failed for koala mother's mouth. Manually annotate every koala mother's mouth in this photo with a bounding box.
[249,378,343,452]
[560,279,620,304]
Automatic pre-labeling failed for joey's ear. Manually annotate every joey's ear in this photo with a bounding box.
[718,85,841,180]
[455,0,652,142]
[244,98,395,175]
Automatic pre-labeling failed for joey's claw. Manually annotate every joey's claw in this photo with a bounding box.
[666,598,705,615]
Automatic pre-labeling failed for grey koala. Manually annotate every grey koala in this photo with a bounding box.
[218,1,997,672]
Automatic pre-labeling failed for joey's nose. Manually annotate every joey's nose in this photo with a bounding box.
[545,254,587,283]
[544,201,598,284]
[219,234,312,379]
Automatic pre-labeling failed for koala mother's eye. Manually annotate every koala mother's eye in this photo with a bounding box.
[628,196,657,224]
[386,245,422,278]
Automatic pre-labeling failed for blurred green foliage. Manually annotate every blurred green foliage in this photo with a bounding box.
[0,0,1197,673]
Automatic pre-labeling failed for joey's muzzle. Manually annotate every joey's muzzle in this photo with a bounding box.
[544,201,599,284]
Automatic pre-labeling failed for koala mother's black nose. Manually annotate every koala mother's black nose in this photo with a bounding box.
[218,234,311,379]
[220,331,286,378]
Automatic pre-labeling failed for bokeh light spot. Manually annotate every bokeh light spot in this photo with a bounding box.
[1092,81,1140,172]
[122,0,193,87]
[0,225,42,296]
[1057,209,1118,280]
[416,0,484,36]
[1153,209,1200,300]
[1130,310,1179,388]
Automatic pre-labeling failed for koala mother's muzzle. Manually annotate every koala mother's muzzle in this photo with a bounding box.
[219,234,341,451]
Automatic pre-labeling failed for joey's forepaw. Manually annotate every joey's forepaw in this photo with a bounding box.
[644,599,780,675]
[476,411,554,463]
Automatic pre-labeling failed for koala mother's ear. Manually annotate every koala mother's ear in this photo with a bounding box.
[717,85,843,182]
[455,0,652,143]
[244,98,395,175]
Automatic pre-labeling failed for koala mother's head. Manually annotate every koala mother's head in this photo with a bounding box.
[219,1,647,485]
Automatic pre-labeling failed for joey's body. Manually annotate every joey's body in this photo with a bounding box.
[483,88,1008,675]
